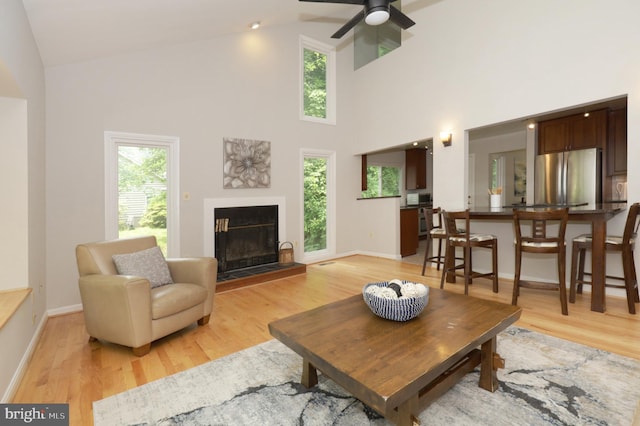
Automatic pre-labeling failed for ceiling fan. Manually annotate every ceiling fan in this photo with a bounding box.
[300,0,416,39]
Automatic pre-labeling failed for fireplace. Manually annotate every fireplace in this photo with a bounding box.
[214,205,278,274]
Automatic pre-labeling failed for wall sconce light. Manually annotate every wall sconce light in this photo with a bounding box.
[440,132,452,147]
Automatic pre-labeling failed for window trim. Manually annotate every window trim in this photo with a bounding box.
[104,131,180,257]
[299,35,336,125]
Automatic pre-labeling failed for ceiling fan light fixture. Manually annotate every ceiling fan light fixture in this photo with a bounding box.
[365,9,390,26]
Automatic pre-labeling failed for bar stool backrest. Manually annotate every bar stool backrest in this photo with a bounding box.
[621,202,640,247]
[513,208,569,253]
[442,209,469,241]
[423,207,442,233]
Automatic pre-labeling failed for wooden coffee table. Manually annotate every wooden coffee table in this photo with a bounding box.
[268,288,522,426]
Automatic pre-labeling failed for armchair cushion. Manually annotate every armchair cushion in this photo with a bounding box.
[113,246,174,288]
[151,283,208,319]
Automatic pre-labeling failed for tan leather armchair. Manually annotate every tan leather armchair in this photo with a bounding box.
[76,236,217,356]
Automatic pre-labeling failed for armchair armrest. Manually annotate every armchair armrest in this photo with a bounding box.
[166,258,217,290]
[78,274,152,348]
[166,257,217,316]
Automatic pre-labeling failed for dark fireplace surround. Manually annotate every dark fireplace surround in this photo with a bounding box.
[214,205,278,274]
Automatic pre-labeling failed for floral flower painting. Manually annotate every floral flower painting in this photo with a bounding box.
[223,138,271,189]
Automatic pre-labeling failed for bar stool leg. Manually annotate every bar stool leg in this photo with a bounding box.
[622,247,637,314]
[421,232,432,275]
[577,247,586,295]
[440,243,450,290]
[569,241,579,303]
[463,245,471,296]
[492,240,499,293]
[558,249,568,316]
[512,246,522,306]
[631,250,640,304]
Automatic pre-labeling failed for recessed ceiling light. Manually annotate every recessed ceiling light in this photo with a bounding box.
[584,112,590,117]
[250,21,261,30]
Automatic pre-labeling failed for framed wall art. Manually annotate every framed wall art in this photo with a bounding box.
[223,137,271,189]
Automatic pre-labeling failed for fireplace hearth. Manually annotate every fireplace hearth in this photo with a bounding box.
[214,205,278,275]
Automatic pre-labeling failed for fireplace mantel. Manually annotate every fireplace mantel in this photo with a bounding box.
[204,197,286,257]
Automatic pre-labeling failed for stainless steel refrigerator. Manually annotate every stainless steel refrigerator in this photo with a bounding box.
[534,148,602,206]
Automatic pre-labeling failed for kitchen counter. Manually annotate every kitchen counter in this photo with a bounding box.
[460,202,627,313]
[467,202,626,218]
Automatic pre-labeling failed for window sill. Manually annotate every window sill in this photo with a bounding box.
[0,288,32,330]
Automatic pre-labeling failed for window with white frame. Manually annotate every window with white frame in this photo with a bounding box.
[300,35,336,125]
[105,131,180,257]
[301,149,336,262]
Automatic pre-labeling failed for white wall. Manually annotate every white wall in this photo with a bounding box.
[351,0,640,216]
[0,0,46,402]
[0,97,28,290]
[44,22,360,310]
[356,197,402,259]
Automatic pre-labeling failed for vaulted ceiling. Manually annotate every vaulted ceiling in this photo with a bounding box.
[21,0,366,67]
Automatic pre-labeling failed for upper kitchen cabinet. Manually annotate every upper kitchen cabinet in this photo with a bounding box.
[405,148,427,190]
[538,109,607,154]
[607,107,627,176]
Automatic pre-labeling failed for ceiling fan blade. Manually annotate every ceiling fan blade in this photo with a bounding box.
[299,0,365,4]
[331,10,366,38]
[389,4,416,29]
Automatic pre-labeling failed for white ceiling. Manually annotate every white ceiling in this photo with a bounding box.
[21,0,362,67]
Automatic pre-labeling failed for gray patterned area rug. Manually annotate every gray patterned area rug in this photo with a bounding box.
[93,327,640,426]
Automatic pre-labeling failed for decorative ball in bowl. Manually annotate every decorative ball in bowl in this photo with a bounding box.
[362,279,430,321]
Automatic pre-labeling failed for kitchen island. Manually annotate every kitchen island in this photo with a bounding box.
[447,203,626,313]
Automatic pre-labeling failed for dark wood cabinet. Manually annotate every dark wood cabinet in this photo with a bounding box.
[607,108,627,176]
[538,117,570,153]
[361,154,367,191]
[400,208,419,257]
[405,148,427,190]
[538,109,607,154]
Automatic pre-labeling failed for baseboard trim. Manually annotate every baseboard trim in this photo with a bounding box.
[48,303,83,317]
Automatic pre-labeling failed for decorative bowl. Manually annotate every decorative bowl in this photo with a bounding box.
[362,280,429,322]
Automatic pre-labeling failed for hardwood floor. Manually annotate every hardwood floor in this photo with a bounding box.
[11,255,640,425]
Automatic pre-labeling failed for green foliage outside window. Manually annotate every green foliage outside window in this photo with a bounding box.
[118,146,167,194]
[362,166,401,198]
[139,192,167,228]
[303,48,327,119]
[118,146,168,252]
[304,157,327,252]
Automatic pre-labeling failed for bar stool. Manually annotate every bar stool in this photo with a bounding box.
[421,207,445,274]
[439,209,499,295]
[512,208,569,315]
[569,202,640,314]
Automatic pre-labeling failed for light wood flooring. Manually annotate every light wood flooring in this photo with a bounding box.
[11,255,640,425]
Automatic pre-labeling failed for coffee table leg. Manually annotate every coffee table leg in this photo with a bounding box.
[301,359,318,388]
[479,337,504,392]
[395,394,420,426]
